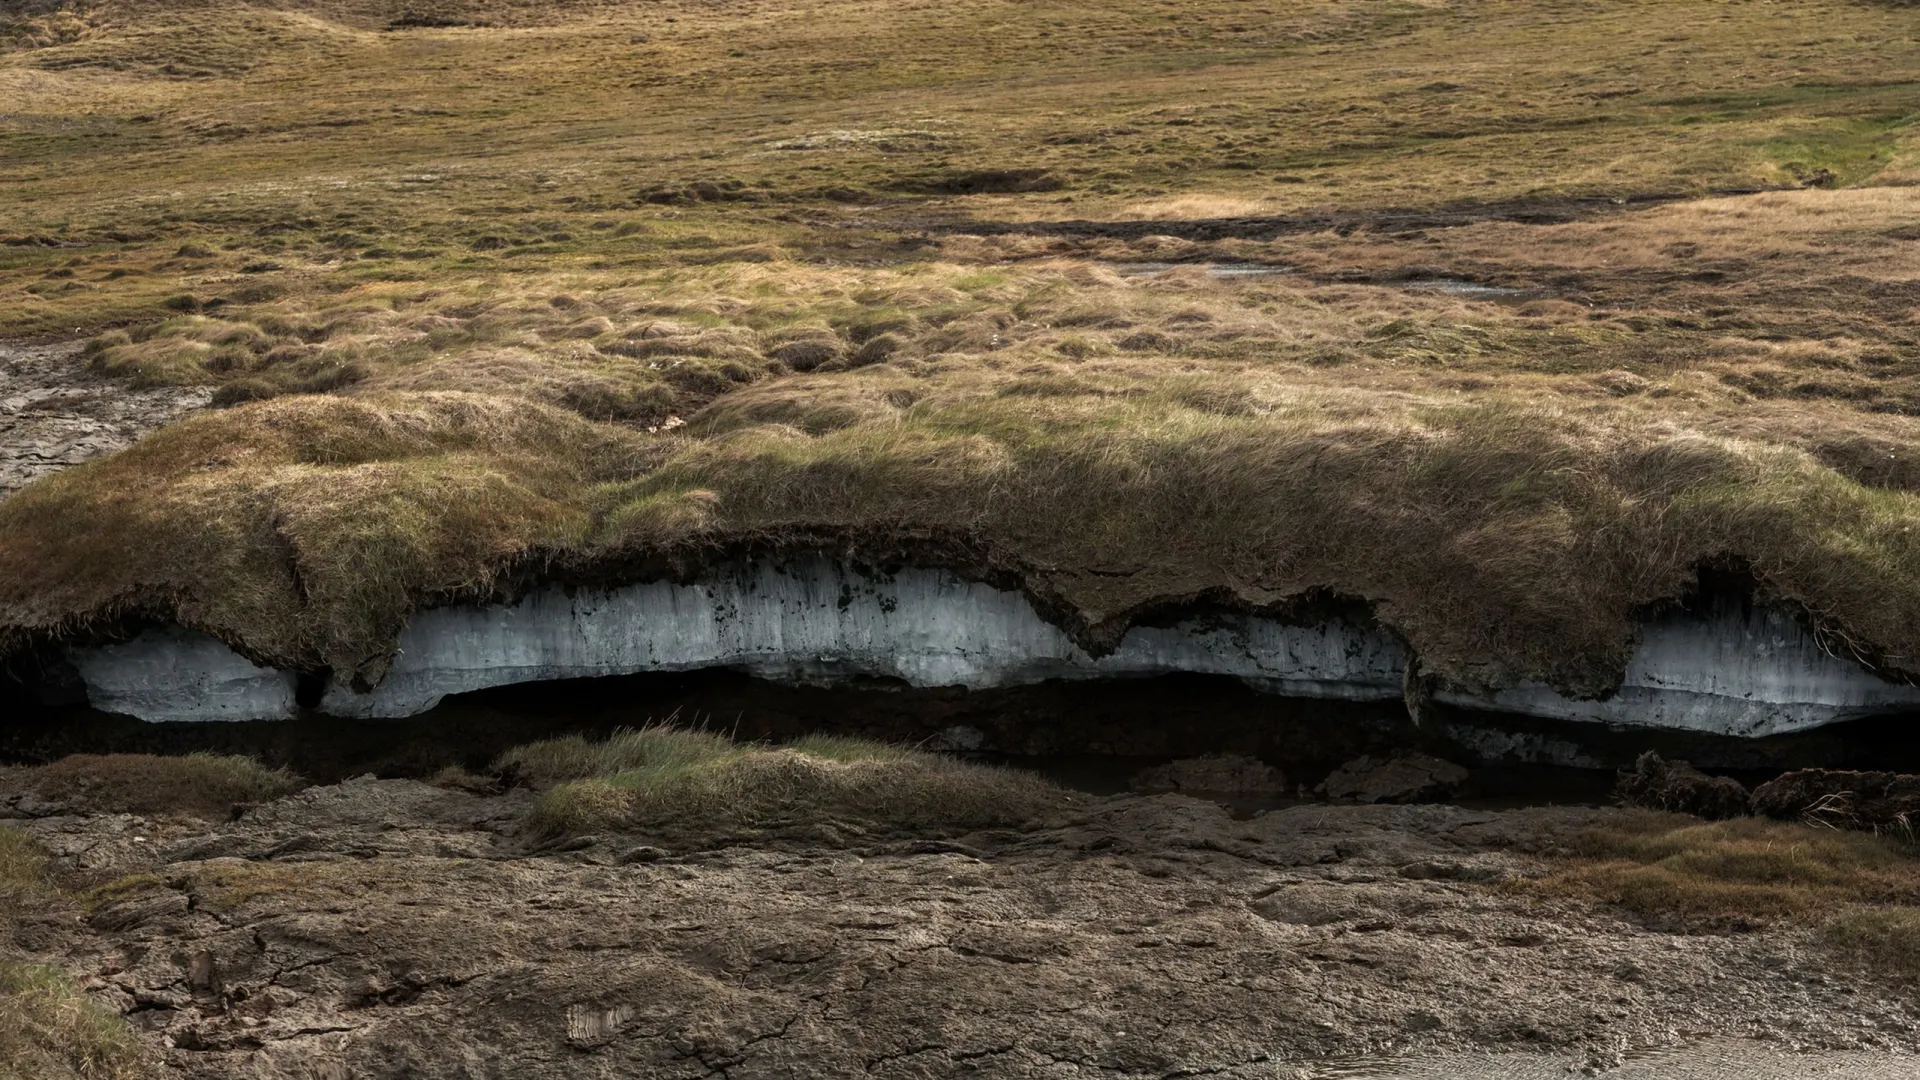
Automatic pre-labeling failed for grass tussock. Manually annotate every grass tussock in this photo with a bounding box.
[500,727,1066,839]
[0,826,51,907]
[0,829,153,1080]
[1535,813,1920,928]
[24,753,300,818]
[0,962,153,1080]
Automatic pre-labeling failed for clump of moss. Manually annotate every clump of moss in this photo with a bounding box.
[499,726,1066,840]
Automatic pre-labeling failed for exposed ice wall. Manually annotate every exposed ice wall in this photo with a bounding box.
[60,559,1920,735]
[68,625,300,723]
[317,558,1405,717]
[1434,601,1920,737]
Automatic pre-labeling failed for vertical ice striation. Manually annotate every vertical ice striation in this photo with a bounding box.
[314,558,1406,717]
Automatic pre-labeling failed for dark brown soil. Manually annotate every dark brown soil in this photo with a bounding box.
[1752,769,1920,827]
[5,772,1918,1078]
[1614,753,1750,821]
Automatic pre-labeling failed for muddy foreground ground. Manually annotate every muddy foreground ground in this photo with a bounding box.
[0,342,207,501]
[6,772,1919,1079]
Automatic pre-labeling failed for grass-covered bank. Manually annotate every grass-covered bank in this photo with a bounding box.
[8,335,1920,698]
[3,0,1920,701]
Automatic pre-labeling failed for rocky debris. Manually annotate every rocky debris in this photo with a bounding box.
[1129,754,1287,794]
[1614,752,1749,820]
[0,341,210,499]
[1319,752,1469,804]
[1751,768,1920,827]
[3,777,1917,1078]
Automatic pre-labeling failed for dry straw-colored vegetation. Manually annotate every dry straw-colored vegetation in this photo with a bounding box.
[1537,813,1920,983]
[1541,814,1920,925]
[1,0,1919,698]
[498,726,1068,838]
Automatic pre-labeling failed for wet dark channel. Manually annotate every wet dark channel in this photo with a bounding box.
[9,670,1920,805]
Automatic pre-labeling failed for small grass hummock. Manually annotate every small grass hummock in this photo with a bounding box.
[0,826,50,909]
[1824,907,1920,987]
[1535,813,1920,928]
[23,752,301,819]
[499,726,1067,840]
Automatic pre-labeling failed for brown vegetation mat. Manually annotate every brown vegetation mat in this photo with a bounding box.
[498,726,1071,840]
[6,753,300,820]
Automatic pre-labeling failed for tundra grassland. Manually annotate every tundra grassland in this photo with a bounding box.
[2,0,1920,693]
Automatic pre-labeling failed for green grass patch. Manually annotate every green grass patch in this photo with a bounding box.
[1760,113,1918,187]
[0,829,152,1080]
[1824,907,1920,986]
[0,962,153,1080]
[0,827,50,908]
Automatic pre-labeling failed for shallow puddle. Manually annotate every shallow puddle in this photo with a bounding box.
[1401,278,1542,302]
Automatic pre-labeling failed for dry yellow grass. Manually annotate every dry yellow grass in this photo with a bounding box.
[1538,814,1920,927]
[1534,813,1920,985]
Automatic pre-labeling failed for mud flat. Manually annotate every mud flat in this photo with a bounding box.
[0,342,210,500]
[4,774,1917,1079]
[63,559,1920,739]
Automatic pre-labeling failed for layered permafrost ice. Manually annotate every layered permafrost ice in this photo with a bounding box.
[65,558,1920,735]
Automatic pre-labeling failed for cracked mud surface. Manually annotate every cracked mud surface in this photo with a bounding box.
[6,776,1920,1078]
[0,341,210,500]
